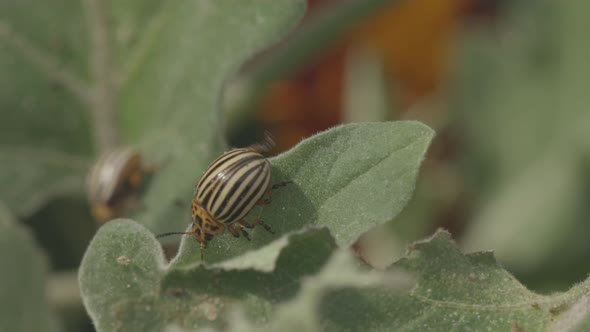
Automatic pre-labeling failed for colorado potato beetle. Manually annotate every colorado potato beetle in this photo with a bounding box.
[86,147,155,222]
[157,135,290,249]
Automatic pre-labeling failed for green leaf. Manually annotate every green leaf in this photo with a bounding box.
[454,0,590,283]
[0,202,61,332]
[126,0,306,233]
[0,3,93,216]
[79,121,433,330]
[0,0,305,221]
[319,230,552,331]
[82,223,590,331]
[170,121,434,265]
[0,149,89,217]
[236,230,590,331]
[462,152,583,271]
[226,250,414,332]
[552,292,590,332]
[79,219,337,331]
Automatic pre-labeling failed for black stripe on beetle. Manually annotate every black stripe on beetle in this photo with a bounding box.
[203,154,263,214]
[196,150,255,200]
[197,152,260,206]
[215,162,265,220]
[196,149,244,195]
[221,166,270,223]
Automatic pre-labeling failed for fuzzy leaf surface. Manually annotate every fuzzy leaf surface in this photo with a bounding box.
[172,121,434,265]
[79,219,337,331]
[230,230,590,332]
[82,224,590,331]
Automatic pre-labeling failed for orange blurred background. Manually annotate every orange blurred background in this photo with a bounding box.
[256,0,488,151]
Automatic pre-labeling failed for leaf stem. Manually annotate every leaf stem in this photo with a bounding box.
[84,0,120,153]
[0,21,93,106]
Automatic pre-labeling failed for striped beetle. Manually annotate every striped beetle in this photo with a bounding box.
[86,147,156,222]
[157,135,290,249]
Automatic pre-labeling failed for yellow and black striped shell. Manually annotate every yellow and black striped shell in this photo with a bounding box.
[188,137,277,247]
[153,134,282,249]
[194,148,271,225]
[86,147,144,222]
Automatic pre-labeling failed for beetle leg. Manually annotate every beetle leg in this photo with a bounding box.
[239,219,275,234]
[238,220,254,229]
[241,228,251,240]
[226,223,241,238]
[255,219,275,234]
[227,223,251,241]
[257,181,293,205]
[257,186,273,205]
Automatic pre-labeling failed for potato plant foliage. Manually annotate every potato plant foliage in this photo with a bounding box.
[2,1,590,332]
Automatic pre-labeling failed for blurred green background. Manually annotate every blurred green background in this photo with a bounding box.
[1,0,590,330]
